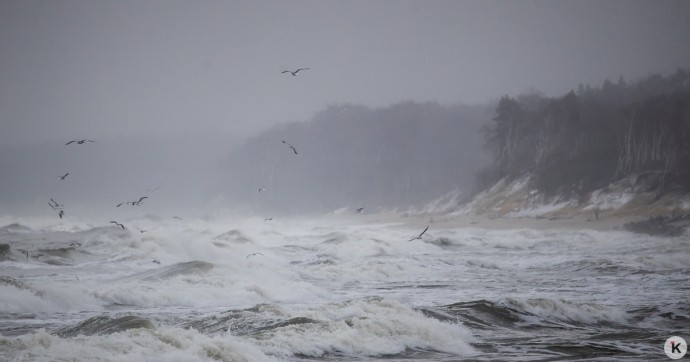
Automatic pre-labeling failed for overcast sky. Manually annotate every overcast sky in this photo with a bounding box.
[1,0,689,146]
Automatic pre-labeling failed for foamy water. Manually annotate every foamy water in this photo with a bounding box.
[0,216,688,361]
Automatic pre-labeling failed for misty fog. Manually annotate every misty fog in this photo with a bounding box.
[1,0,689,220]
[216,102,491,214]
[2,2,690,361]
[0,132,232,217]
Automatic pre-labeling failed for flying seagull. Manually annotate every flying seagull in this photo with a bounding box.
[173,216,183,220]
[116,196,148,207]
[258,188,266,193]
[65,139,94,145]
[152,259,161,265]
[110,221,125,229]
[282,140,298,154]
[264,217,273,221]
[58,173,69,180]
[132,196,148,206]
[49,198,63,210]
[408,226,429,241]
[281,68,309,76]
[245,252,264,259]
[356,207,365,214]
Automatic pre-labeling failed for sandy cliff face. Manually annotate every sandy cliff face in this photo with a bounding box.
[458,173,690,220]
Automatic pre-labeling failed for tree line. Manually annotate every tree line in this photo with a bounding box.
[482,68,690,200]
[219,102,490,213]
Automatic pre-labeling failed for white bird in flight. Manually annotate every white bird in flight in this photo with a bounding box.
[110,221,125,229]
[65,139,94,145]
[282,140,298,154]
[281,68,309,76]
[132,196,148,206]
[408,226,429,241]
[116,196,148,207]
[49,198,63,210]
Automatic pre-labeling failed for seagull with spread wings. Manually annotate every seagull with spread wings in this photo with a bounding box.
[65,139,94,145]
[49,198,63,210]
[132,196,148,206]
[408,226,429,241]
[110,221,126,229]
[281,68,309,76]
[116,196,148,207]
[282,140,298,154]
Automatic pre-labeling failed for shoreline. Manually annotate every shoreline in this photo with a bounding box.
[346,211,646,233]
[1,210,685,237]
[343,210,690,238]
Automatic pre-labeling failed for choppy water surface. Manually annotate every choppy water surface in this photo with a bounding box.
[0,217,688,361]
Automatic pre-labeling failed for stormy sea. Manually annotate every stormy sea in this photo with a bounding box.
[0,215,688,361]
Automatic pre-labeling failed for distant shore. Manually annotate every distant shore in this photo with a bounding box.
[341,211,646,233]
[427,213,638,232]
[341,210,690,239]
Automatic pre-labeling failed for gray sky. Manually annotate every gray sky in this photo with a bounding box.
[1,0,689,146]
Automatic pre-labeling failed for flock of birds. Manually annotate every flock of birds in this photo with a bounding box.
[47,140,167,244]
[44,67,429,263]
